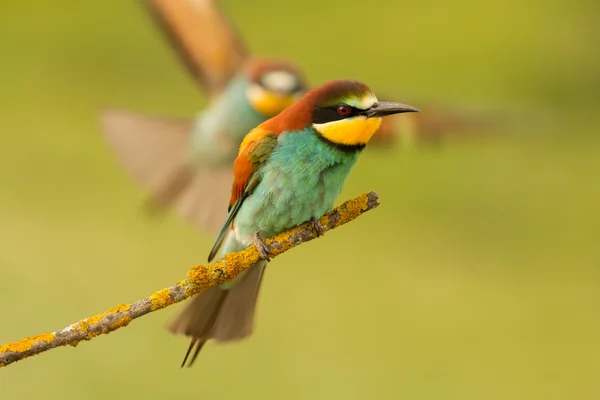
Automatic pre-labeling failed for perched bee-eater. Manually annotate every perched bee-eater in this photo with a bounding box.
[136,0,494,149]
[100,0,493,236]
[168,79,418,367]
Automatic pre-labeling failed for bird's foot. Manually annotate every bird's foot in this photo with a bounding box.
[253,232,271,262]
[310,217,325,238]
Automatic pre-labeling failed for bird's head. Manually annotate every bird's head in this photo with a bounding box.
[244,58,306,117]
[264,79,419,148]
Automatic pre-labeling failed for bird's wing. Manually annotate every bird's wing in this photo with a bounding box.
[142,0,250,97]
[372,92,499,145]
[99,108,195,203]
[208,127,279,261]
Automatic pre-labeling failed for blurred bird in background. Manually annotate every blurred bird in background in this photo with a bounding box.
[100,0,307,232]
[168,79,419,366]
[100,0,494,234]
[372,99,498,147]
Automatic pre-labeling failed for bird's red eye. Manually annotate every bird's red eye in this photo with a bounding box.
[337,105,350,115]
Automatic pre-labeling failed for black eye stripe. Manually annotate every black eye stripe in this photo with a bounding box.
[312,105,362,124]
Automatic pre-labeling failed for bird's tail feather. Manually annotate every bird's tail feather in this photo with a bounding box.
[99,109,232,232]
[168,260,267,367]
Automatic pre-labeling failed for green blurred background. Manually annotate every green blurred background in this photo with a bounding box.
[1,1,599,398]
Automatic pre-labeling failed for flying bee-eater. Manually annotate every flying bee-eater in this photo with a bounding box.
[100,0,495,235]
[168,79,419,367]
[374,99,498,147]
[137,0,495,149]
[100,0,307,231]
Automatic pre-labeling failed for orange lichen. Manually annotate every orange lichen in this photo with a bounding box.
[0,192,379,368]
[184,260,232,295]
[83,305,133,340]
[222,247,260,270]
[87,304,130,325]
[111,316,132,330]
[73,303,131,332]
[180,193,376,295]
[0,333,56,355]
[184,263,211,296]
[335,192,371,224]
[150,288,175,311]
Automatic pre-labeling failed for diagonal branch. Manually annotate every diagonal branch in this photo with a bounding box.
[0,191,380,368]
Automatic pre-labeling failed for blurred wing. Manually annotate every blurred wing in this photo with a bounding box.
[372,93,500,146]
[373,114,409,145]
[100,109,237,234]
[174,167,234,233]
[208,128,278,261]
[99,109,195,202]
[142,0,250,97]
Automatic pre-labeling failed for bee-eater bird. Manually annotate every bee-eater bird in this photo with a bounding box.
[100,0,495,236]
[168,79,418,367]
[100,0,307,232]
[135,0,494,148]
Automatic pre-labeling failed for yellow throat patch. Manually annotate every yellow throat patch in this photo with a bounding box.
[247,84,297,117]
[313,116,383,146]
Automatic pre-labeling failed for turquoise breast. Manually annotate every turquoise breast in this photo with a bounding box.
[190,74,267,167]
[234,128,360,239]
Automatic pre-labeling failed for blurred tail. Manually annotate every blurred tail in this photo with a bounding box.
[169,258,266,367]
[99,109,232,232]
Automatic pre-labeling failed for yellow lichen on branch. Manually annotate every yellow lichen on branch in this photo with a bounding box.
[150,288,177,311]
[0,191,380,368]
[0,333,56,354]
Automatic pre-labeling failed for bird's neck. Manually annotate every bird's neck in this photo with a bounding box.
[195,74,266,143]
[314,131,367,153]
[275,128,361,170]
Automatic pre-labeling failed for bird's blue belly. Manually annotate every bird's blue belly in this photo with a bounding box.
[233,130,359,244]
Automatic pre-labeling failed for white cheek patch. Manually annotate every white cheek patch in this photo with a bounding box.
[261,71,298,93]
[246,83,266,103]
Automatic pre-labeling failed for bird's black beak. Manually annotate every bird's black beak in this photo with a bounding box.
[364,102,420,118]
